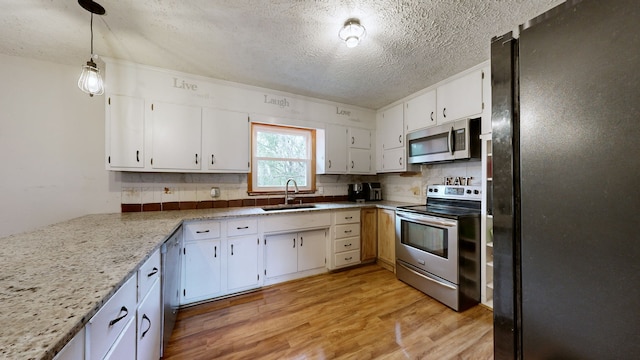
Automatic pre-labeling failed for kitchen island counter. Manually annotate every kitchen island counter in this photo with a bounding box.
[0,201,411,360]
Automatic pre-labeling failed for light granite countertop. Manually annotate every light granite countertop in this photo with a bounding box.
[0,201,412,360]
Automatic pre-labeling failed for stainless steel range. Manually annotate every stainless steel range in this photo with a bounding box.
[396,185,481,311]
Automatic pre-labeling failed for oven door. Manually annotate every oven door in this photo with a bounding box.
[395,211,459,283]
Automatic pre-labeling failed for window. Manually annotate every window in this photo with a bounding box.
[249,123,316,193]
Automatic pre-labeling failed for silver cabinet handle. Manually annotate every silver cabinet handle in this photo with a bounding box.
[344,243,352,247]
[345,216,353,220]
[345,256,353,261]
[344,229,352,233]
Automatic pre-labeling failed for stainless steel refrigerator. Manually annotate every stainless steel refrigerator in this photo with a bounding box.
[491,0,640,358]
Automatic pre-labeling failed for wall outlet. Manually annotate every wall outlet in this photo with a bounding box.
[210,187,220,198]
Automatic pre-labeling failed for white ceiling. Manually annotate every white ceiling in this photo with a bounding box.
[1,0,563,109]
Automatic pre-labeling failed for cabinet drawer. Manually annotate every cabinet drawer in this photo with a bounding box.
[184,221,221,240]
[335,237,360,253]
[227,218,257,237]
[87,275,137,360]
[335,224,360,239]
[137,249,160,301]
[334,210,360,225]
[334,250,361,267]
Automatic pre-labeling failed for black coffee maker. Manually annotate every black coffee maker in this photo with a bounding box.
[348,183,382,202]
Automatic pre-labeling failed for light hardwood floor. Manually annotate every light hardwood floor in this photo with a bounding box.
[163,264,493,359]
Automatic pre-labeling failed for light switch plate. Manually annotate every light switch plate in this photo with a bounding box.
[210,187,220,198]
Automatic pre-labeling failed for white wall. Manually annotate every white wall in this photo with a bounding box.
[0,54,121,237]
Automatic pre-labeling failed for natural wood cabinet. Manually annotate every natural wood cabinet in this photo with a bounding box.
[377,208,396,272]
[360,208,377,263]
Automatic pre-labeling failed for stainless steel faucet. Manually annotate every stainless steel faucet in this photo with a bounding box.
[285,178,299,205]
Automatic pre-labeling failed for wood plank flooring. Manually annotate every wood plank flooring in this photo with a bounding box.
[163,264,493,359]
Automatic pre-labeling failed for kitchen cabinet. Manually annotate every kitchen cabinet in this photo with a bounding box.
[348,127,371,149]
[348,148,372,174]
[182,221,222,304]
[436,69,484,124]
[404,90,437,132]
[377,103,412,173]
[106,94,145,169]
[202,108,250,172]
[86,276,137,360]
[378,103,404,151]
[103,317,136,360]
[182,239,222,302]
[360,208,377,263]
[331,210,361,269]
[377,208,396,273]
[265,229,326,278]
[53,328,84,360]
[150,101,202,170]
[136,280,162,360]
[227,235,259,291]
[317,124,348,174]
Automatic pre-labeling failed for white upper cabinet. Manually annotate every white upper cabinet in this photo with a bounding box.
[404,90,437,132]
[348,127,371,149]
[379,103,404,150]
[349,148,372,174]
[150,102,202,170]
[202,108,250,172]
[317,124,348,174]
[436,69,484,124]
[106,95,145,169]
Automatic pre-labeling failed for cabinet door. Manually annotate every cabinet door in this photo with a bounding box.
[348,128,371,149]
[53,328,84,360]
[265,233,298,278]
[150,101,201,170]
[381,147,406,172]
[379,103,404,150]
[202,108,250,172]
[348,148,371,174]
[227,236,259,291]
[106,94,144,168]
[298,229,326,272]
[360,209,377,263]
[137,280,162,360]
[324,124,348,173]
[103,317,136,360]
[436,70,483,124]
[377,209,396,272]
[182,239,221,302]
[405,90,437,132]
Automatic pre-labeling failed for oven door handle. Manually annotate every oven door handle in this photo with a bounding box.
[397,262,457,290]
[396,212,457,228]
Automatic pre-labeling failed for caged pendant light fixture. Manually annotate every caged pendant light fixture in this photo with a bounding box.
[77,0,106,97]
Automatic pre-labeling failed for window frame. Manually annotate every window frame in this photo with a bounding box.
[248,122,316,195]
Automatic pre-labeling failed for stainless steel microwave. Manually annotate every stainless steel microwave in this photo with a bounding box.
[407,118,481,164]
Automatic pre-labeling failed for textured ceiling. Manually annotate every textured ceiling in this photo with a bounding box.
[0,0,563,109]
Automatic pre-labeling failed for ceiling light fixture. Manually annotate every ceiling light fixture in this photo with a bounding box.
[77,0,106,97]
[338,19,366,48]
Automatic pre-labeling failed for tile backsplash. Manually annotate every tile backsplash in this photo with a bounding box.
[118,162,481,212]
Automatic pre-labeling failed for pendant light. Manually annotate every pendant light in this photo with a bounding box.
[338,19,366,48]
[77,0,106,97]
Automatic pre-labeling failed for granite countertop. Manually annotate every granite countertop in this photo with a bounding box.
[0,201,412,360]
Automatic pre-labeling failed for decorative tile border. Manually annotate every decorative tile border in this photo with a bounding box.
[121,195,349,213]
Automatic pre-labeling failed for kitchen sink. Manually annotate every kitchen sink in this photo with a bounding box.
[261,204,317,211]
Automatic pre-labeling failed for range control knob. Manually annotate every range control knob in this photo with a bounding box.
[466,189,472,194]
[428,188,433,192]
[474,190,480,195]
[434,188,439,192]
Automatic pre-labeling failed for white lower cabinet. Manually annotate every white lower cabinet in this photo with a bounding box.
[182,239,222,303]
[86,276,137,360]
[53,327,85,360]
[227,235,260,291]
[265,229,327,279]
[103,317,136,360]
[136,280,162,360]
